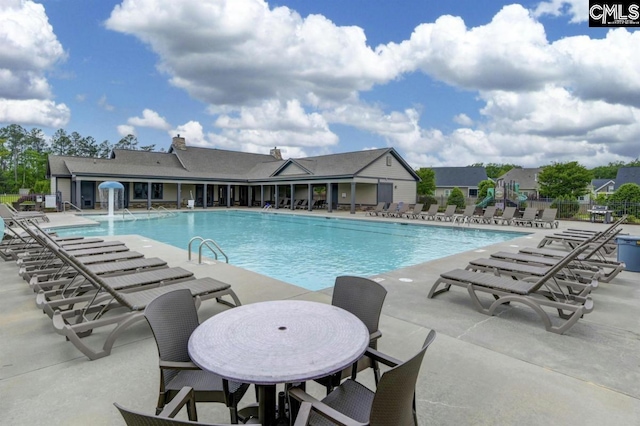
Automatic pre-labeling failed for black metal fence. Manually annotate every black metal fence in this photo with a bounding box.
[429,196,640,223]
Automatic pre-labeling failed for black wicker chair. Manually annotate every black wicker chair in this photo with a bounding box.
[291,330,436,426]
[313,276,387,394]
[144,290,249,424]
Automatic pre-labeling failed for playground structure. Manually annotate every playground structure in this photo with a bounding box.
[476,182,527,208]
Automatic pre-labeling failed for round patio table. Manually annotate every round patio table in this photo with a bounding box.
[188,300,369,426]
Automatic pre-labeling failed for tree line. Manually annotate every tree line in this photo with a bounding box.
[0,124,156,193]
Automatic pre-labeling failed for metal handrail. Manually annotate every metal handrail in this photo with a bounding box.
[187,236,228,264]
[148,206,177,218]
[122,208,137,221]
[156,206,177,217]
[199,239,228,264]
[62,201,82,213]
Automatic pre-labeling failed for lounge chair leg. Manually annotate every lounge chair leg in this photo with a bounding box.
[427,279,451,298]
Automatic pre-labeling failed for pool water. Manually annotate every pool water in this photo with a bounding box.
[55,211,526,290]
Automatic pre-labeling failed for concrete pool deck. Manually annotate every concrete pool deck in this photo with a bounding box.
[1,209,639,425]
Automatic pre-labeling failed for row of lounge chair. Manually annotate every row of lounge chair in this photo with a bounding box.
[366,202,560,228]
[0,203,49,225]
[1,218,241,360]
[270,198,327,209]
[428,216,627,334]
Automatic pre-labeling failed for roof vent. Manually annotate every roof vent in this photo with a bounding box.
[172,134,187,150]
[270,147,282,160]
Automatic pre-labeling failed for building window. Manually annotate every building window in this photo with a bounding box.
[444,189,452,197]
[469,189,478,197]
[151,183,163,199]
[608,185,615,192]
[133,183,164,200]
[386,156,392,166]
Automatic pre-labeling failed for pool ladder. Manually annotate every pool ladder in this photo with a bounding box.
[188,236,229,264]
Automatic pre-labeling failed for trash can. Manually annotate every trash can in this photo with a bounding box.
[616,236,640,272]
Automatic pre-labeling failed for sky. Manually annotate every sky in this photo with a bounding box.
[1,0,639,168]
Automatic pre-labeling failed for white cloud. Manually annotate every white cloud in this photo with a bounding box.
[104,1,640,167]
[453,114,473,126]
[117,124,136,137]
[98,95,114,111]
[210,99,338,153]
[0,0,69,127]
[105,0,395,107]
[533,0,587,23]
[0,98,69,128]
[171,121,207,146]
[127,109,171,130]
[383,5,562,92]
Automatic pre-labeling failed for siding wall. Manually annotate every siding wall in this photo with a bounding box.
[56,178,71,203]
[359,154,415,180]
[393,181,417,204]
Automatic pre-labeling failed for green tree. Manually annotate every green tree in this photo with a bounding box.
[469,162,520,179]
[477,179,495,200]
[139,144,156,152]
[590,161,625,179]
[538,161,592,198]
[114,134,138,150]
[97,140,112,158]
[415,167,435,196]
[608,183,640,219]
[447,187,466,209]
[609,183,640,203]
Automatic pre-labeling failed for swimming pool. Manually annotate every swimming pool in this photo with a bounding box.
[55,211,526,290]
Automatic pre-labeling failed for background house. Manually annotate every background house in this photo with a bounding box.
[495,168,542,199]
[615,167,640,189]
[47,136,420,213]
[432,167,487,202]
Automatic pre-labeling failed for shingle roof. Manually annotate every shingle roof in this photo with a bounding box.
[591,179,615,191]
[432,167,487,187]
[615,167,640,189]
[48,146,419,182]
[498,168,542,190]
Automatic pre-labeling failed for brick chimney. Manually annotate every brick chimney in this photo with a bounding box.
[270,146,282,160]
[172,134,187,150]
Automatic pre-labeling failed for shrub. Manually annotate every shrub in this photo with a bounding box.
[418,195,437,210]
[447,187,466,209]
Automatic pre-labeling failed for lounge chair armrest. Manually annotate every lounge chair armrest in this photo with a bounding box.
[159,360,200,370]
[158,386,198,420]
[288,387,365,426]
[369,330,382,342]
[363,347,401,368]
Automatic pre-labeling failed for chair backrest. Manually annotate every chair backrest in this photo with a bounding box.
[501,206,516,219]
[530,243,590,294]
[426,204,439,215]
[442,205,456,216]
[584,228,622,260]
[370,330,436,426]
[461,205,475,216]
[115,403,227,426]
[0,204,16,220]
[521,207,537,220]
[540,208,557,221]
[144,289,200,385]
[332,276,387,337]
[483,206,497,218]
[412,203,424,214]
